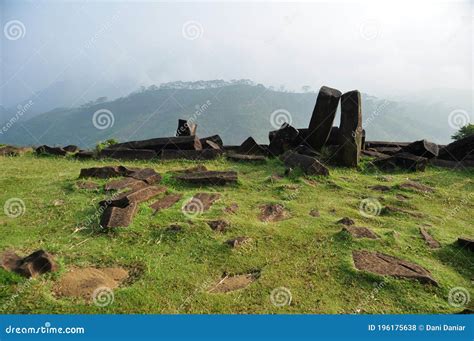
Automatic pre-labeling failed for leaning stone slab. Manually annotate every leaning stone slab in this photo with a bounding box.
[237,137,267,155]
[343,226,379,239]
[307,86,342,151]
[149,193,183,214]
[100,203,138,228]
[35,145,67,156]
[280,151,329,176]
[373,152,428,172]
[352,250,438,286]
[457,237,474,252]
[183,193,221,212]
[419,228,440,249]
[161,149,222,160]
[338,90,362,167]
[100,186,167,208]
[99,148,157,160]
[105,177,147,191]
[109,136,202,152]
[1,249,57,278]
[402,139,439,159]
[200,135,224,149]
[175,171,238,185]
[438,134,474,161]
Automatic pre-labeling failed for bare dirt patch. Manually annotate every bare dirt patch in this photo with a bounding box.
[259,204,289,222]
[208,272,259,293]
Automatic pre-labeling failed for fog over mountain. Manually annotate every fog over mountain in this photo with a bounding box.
[0,0,472,145]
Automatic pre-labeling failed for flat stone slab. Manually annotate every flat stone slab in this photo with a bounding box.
[183,193,221,213]
[227,153,266,162]
[280,151,329,176]
[352,250,438,286]
[207,219,230,232]
[105,177,147,191]
[79,166,129,179]
[100,203,138,228]
[100,186,167,208]
[100,148,157,160]
[109,135,202,152]
[161,149,222,160]
[175,171,238,185]
[128,168,161,184]
[1,249,57,278]
[208,272,259,293]
[149,193,183,214]
[343,226,379,239]
[457,237,474,252]
[226,236,251,248]
[373,152,428,172]
[259,204,289,222]
[398,181,434,193]
[438,134,474,161]
[419,228,440,249]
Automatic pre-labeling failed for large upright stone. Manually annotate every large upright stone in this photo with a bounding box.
[176,119,197,136]
[307,86,342,151]
[338,90,362,167]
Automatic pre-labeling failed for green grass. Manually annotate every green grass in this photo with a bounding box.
[0,153,472,314]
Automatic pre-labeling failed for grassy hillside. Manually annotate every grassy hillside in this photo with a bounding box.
[0,153,472,314]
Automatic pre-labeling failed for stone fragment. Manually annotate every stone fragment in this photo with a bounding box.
[1,250,57,278]
[100,203,138,228]
[100,186,167,208]
[100,148,157,160]
[74,150,94,160]
[149,193,183,214]
[208,273,259,293]
[35,145,67,156]
[338,90,363,167]
[79,166,126,179]
[176,119,197,136]
[352,250,438,285]
[343,226,379,239]
[128,168,161,184]
[237,137,267,155]
[63,145,79,153]
[402,139,439,159]
[268,123,300,156]
[280,151,329,176]
[373,152,428,172]
[307,86,342,151]
[419,228,440,249]
[104,177,147,191]
[430,158,474,169]
[200,135,224,150]
[457,237,474,252]
[109,136,202,152]
[175,171,238,185]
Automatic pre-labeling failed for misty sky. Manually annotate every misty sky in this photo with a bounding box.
[1,0,472,107]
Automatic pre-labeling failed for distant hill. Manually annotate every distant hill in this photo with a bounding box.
[0,80,468,147]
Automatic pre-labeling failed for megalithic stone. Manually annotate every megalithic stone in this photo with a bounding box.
[307,86,342,151]
[176,119,197,136]
[338,90,363,167]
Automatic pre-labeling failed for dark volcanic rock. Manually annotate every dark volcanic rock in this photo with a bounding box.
[280,151,329,176]
[237,137,267,155]
[100,203,138,228]
[207,219,230,232]
[100,148,157,160]
[80,166,126,178]
[1,250,57,278]
[307,86,342,151]
[352,250,438,286]
[457,237,474,252]
[128,168,161,184]
[35,145,67,156]
[161,149,222,160]
[337,217,355,226]
[63,145,79,153]
[74,150,94,160]
[109,136,202,152]
[200,135,224,149]
[175,171,238,185]
[183,193,221,213]
[104,177,147,191]
[430,158,474,169]
[338,90,363,167]
[343,226,379,239]
[176,119,197,136]
[227,153,266,162]
[362,149,390,158]
[373,152,428,172]
[402,139,439,159]
[438,134,474,161]
[149,193,183,214]
[100,186,167,208]
[268,123,300,156]
[419,228,440,249]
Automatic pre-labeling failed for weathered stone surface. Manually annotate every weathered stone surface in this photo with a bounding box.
[35,145,67,156]
[268,123,300,156]
[457,237,474,252]
[402,139,439,159]
[128,168,161,184]
[430,158,474,169]
[227,153,266,162]
[373,152,428,172]
[200,135,224,149]
[370,147,402,155]
[74,150,94,160]
[338,90,362,167]
[280,151,329,176]
[419,228,440,249]
[237,137,267,155]
[100,148,157,160]
[109,136,202,152]
[161,149,222,160]
[175,171,238,185]
[365,141,410,149]
[149,193,183,214]
[100,203,138,228]
[438,134,474,161]
[307,86,342,151]
[80,166,131,179]
[63,145,79,153]
[352,250,438,285]
[104,177,147,191]
[76,180,100,190]
[1,250,57,278]
[398,181,434,193]
[183,193,221,212]
[176,119,197,136]
[226,236,251,248]
[207,219,230,232]
[100,186,167,208]
[337,217,355,226]
[259,204,289,222]
[343,226,379,239]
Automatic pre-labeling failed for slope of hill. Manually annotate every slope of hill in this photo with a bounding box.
[0,82,467,147]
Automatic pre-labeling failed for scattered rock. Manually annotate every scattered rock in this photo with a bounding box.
[419,228,440,249]
[100,186,167,208]
[227,153,266,162]
[309,209,320,217]
[352,250,438,286]
[438,134,474,161]
[127,168,161,184]
[259,204,289,222]
[149,193,183,214]
[54,267,128,300]
[100,203,138,228]
[80,166,128,179]
[337,217,355,226]
[1,250,57,278]
[268,123,300,156]
[174,165,208,174]
[226,236,251,248]
[63,145,80,153]
[457,237,474,252]
[399,181,434,193]
[338,90,363,167]
[343,226,379,239]
[105,177,147,192]
[109,136,202,152]
[100,148,157,160]
[224,203,239,214]
[183,193,221,213]
[430,158,474,169]
[175,171,238,185]
[373,152,428,172]
[207,220,230,232]
[402,139,439,159]
[161,149,222,160]
[237,137,267,155]
[35,145,67,156]
[74,150,94,160]
[280,151,329,176]
[200,135,224,150]
[176,119,197,136]
[208,272,259,293]
[76,180,100,190]
[369,185,392,192]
